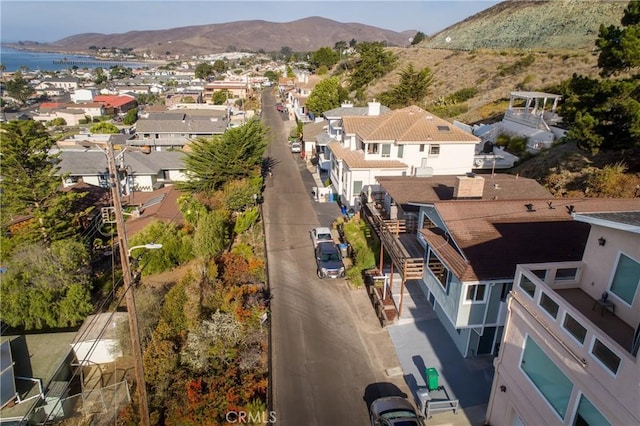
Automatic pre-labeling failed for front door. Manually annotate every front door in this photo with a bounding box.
[477,326,496,355]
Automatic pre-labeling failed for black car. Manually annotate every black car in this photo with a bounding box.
[315,241,345,279]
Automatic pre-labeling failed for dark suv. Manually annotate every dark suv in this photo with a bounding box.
[315,242,345,279]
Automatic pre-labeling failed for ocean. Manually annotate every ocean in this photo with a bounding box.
[0,46,146,72]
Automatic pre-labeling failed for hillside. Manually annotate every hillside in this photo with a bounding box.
[8,17,413,57]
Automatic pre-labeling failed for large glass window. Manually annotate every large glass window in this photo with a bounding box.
[609,253,640,305]
[555,267,578,281]
[367,143,379,154]
[521,336,573,419]
[591,339,621,375]
[573,394,611,426]
[353,181,363,197]
[381,144,391,158]
[562,314,587,345]
[397,145,404,158]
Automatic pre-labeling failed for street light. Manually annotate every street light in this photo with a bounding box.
[128,243,163,257]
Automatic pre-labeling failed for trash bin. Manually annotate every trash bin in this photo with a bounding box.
[338,243,349,258]
[425,367,439,391]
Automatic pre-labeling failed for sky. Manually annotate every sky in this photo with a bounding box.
[1,0,500,43]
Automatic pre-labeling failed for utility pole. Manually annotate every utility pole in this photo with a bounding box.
[105,141,151,426]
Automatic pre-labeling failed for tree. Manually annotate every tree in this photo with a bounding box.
[0,120,87,245]
[279,46,293,59]
[193,210,231,261]
[334,40,348,57]
[349,42,397,92]
[5,71,35,104]
[596,1,640,77]
[211,90,230,105]
[212,59,227,74]
[90,122,120,134]
[305,77,349,116]
[410,31,426,46]
[195,63,214,80]
[178,118,268,193]
[0,239,93,330]
[556,1,640,153]
[123,107,138,125]
[379,63,434,107]
[309,47,340,70]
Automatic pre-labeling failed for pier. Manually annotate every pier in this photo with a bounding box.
[52,59,146,68]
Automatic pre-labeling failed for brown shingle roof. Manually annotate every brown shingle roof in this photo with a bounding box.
[327,141,407,170]
[343,106,479,143]
[125,186,185,236]
[377,174,552,205]
[423,198,640,281]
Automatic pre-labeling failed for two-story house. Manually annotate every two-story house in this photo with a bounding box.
[132,109,228,150]
[93,94,137,115]
[486,208,639,426]
[328,104,480,207]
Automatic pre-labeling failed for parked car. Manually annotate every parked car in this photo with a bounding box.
[290,141,301,153]
[315,242,345,279]
[310,227,334,248]
[276,103,284,112]
[369,396,423,426]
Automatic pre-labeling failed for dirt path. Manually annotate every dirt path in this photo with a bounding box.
[140,262,194,289]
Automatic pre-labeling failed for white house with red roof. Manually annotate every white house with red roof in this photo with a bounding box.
[93,94,137,115]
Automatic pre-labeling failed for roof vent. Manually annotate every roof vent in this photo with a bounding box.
[547,201,555,209]
[493,183,500,189]
[566,205,575,215]
[425,115,434,120]
[525,203,536,212]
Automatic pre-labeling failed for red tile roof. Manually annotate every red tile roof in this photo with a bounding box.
[93,95,136,108]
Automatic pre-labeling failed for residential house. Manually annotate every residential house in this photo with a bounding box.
[42,76,80,91]
[314,101,391,172]
[35,102,105,124]
[57,148,187,192]
[132,109,228,150]
[203,80,251,103]
[361,175,640,359]
[301,120,327,159]
[124,185,186,236]
[486,208,640,426]
[283,73,321,122]
[327,104,480,207]
[93,94,137,115]
[71,88,98,104]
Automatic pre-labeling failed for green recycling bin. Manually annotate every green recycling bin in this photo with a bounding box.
[425,367,439,391]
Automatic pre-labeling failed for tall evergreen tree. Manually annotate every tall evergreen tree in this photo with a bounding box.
[178,118,268,193]
[304,77,349,116]
[0,120,87,245]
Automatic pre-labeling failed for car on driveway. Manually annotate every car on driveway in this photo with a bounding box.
[315,242,345,279]
[369,396,423,425]
[310,227,334,248]
[290,141,301,153]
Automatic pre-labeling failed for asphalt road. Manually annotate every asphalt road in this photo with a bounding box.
[260,90,408,425]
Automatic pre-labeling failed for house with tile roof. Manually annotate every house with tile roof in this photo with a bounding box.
[92,94,137,115]
[486,209,640,426]
[361,175,640,359]
[326,104,480,207]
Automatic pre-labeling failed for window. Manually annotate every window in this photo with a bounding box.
[465,284,486,302]
[427,249,449,291]
[555,267,578,281]
[381,144,391,158]
[572,394,611,426]
[429,144,440,155]
[353,180,363,196]
[539,293,559,319]
[397,145,404,158]
[591,339,621,375]
[519,274,536,298]
[609,253,640,305]
[532,269,547,281]
[563,314,587,345]
[367,143,379,154]
[521,336,573,419]
[419,144,425,152]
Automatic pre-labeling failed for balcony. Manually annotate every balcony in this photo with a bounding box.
[515,262,636,357]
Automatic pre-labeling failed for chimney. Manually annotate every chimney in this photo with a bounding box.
[368,100,381,116]
[453,175,485,199]
[341,101,353,108]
